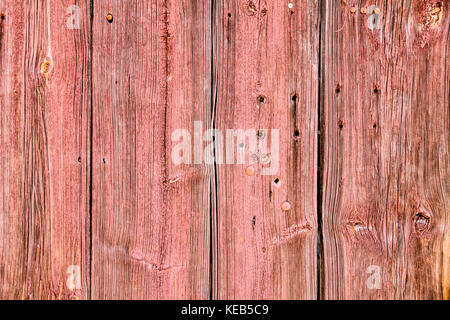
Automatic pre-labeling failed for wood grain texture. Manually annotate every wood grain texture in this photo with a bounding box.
[91,0,211,299]
[212,0,320,299]
[321,0,449,299]
[0,0,91,299]
[0,0,448,301]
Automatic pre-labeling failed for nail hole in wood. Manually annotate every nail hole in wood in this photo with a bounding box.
[288,3,295,15]
[228,12,232,18]
[257,95,266,105]
[372,123,377,129]
[338,120,344,129]
[373,87,380,94]
[102,158,106,164]
[274,177,280,185]
[294,129,300,137]
[335,84,341,94]
[77,156,82,163]
[0,14,5,20]
[257,130,266,139]
[291,93,298,102]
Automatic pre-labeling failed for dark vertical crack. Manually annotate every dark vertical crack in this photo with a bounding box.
[209,0,218,301]
[88,0,94,300]
[317,0,325,301]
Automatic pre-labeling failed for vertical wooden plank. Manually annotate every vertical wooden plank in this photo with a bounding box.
[322,0,449,299]
[0,0,91,299]
[0,0,26,300]
[213,0,320,299]
[91,0,211,299]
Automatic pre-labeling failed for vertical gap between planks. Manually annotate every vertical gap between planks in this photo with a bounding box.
[88,0,94,300]
[317,0,325,300]
[209,0,218,301]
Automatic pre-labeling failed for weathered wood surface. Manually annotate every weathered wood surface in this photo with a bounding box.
[0,0,91,299]
[0,0,448,300]
[91,0,211,299]
[321,0,449,299]
[212,0,320,299]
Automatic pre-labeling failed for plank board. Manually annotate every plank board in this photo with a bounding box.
[0,0,91,299]
[212,0,320,299]
[91,0,212,299]
[321,0,449,299]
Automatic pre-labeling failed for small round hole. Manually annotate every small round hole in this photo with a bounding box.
[335,85,341,94]
[228,12,232,18]
[373,87,379,94]
[294,129,300,137]
[274,178,280,184]
[257,95,266,104]
[0,14,5,20]
[373,123,377,129]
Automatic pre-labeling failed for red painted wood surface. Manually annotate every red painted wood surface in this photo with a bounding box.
[90,0,211,299]
[212,0,319,299]
[0,0,448,300]
[0,0,90,299]
[321,0,449,299]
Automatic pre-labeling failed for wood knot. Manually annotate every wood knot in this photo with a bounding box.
[422,2,443,28]
[41,59,52,84]
[41,60,51,74]
[411,1,446,48]
[245,1,258,16]
[347,217,367,231]
[413,212,431,235]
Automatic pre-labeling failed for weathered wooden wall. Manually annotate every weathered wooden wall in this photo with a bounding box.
[0,0,448,300]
